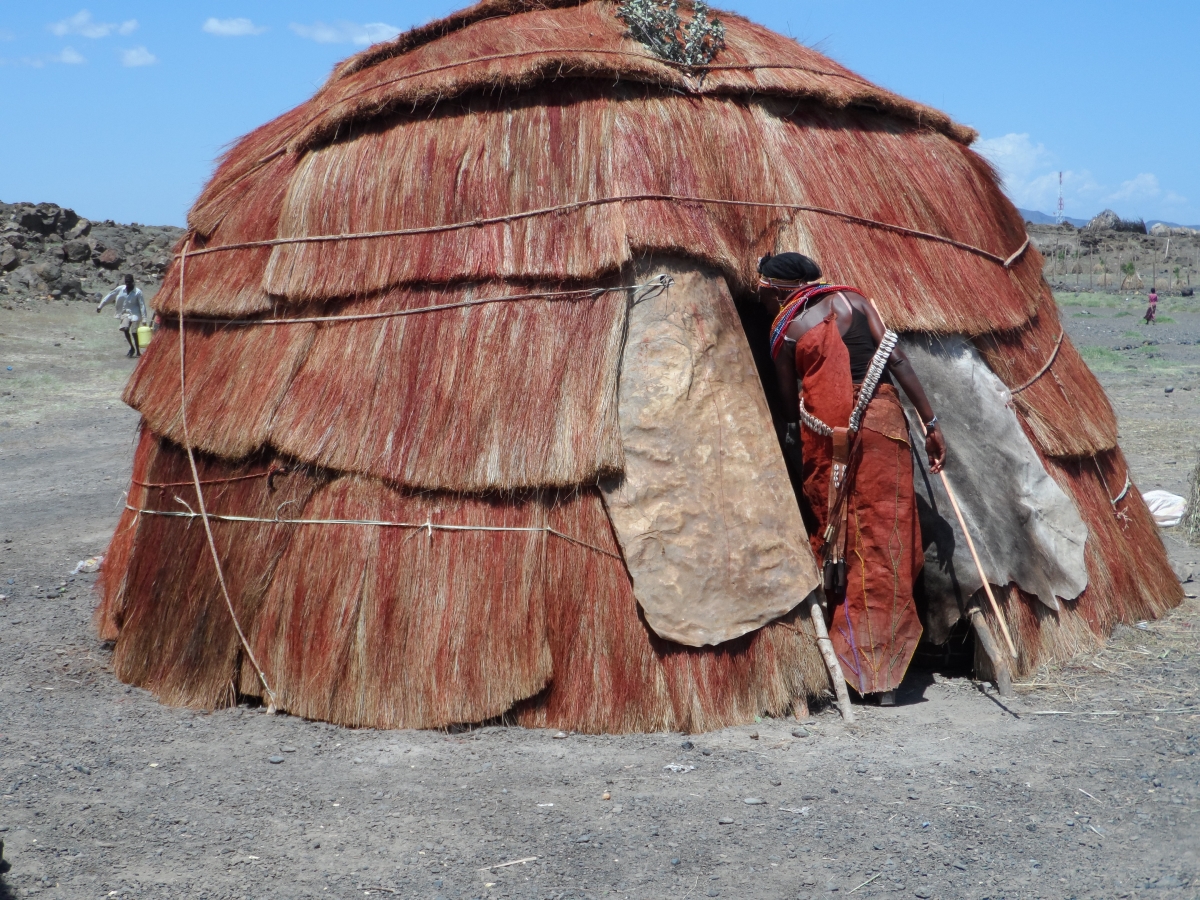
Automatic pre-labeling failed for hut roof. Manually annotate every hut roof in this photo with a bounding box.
[307,0,978,151]
[134,0,1117,486]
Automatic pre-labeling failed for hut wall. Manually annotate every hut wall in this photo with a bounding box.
[128,282,628,491]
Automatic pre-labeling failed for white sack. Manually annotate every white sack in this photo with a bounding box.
[1141,490,1187,528]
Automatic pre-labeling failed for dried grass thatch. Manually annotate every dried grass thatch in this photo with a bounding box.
[107,434,828,732]
[973,295,1119,457]
[308,0,975,152]
[187,88,1035,335]
[100,0,1182,732]
[128,281,626,491]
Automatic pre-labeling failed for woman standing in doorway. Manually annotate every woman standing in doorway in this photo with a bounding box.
[758,252,946,703]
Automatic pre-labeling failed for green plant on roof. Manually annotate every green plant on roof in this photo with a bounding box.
[617,0,726,66]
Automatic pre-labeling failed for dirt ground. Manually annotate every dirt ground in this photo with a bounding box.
[1,293,1198,900]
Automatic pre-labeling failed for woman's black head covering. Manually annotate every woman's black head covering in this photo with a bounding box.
[757,252,821,285]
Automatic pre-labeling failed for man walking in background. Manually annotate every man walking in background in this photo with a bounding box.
[97,273,149,357]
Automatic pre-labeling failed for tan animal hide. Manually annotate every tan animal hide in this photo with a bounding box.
[601,258,821,647]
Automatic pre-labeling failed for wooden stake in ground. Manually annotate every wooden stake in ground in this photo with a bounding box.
[967,605,1014,697]
[936,469,1019,659]
[807,595,855,723]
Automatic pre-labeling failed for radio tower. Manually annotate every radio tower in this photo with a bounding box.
[1056,171,1065,225]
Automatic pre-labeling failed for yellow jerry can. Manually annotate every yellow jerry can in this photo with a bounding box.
[137,323,152,350]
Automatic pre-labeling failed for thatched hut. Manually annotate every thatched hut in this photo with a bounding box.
[97,0,1182,732]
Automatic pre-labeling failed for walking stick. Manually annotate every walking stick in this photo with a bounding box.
[914,418,1019,660]
[807,595,856,724]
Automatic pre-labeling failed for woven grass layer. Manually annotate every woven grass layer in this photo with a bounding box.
[127,281,626,492]
[164,88,1037,337]
[293,0,977,153]
[157,150,297,318]
[973,295,1119,457]
[102,433,829,733]
[182,0,974,227]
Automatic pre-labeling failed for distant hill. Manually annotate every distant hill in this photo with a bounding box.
[1017,207,1200,231]
[1017,208,1089,228]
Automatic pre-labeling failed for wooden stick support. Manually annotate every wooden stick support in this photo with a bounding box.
[807,595,855,724]
[908,410,1019,661]
[936,470,1019,659]
[792,695,810,721]
[967,605,1014,698]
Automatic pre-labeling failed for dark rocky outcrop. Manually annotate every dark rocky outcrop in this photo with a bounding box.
[0,200,183,306]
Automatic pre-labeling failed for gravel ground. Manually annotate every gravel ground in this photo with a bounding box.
[0,297,1197,900]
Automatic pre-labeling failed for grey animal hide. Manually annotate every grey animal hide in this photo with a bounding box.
[601,258,820,647]
[899,335,1088,642]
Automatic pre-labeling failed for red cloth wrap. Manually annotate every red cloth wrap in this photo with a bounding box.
[796,313,924,694]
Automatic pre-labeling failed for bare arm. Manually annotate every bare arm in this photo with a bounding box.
[773,341,800,424]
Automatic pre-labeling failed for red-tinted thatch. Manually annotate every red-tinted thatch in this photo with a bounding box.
[106,435,828,732]
[256,92,1032,333]
[101,0,1181,731]
[973,295,1119,457]
[127,282,626,491]
[301,0,977,152]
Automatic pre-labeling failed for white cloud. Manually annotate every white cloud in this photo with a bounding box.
[290,20,401,45]
[977,132,1102,217]
[2,46,87,67]
[120,45,156,67]
[1106,173,1160,203]
[49,10,137,39]
[976,133,1052,182]
[978,137,1194,221]
[203,17,267,37]
[54,46,85,64]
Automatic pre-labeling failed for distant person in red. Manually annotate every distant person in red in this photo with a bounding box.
[1143,288,1158,324]
[96,273,148,357]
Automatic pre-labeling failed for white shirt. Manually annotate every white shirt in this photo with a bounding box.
[98,285,148,321]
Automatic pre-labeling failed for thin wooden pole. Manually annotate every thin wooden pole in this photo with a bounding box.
[912,417,1019,659]
[808,595,856,724]
[935,468,1019,659]
[967,606,1014,697]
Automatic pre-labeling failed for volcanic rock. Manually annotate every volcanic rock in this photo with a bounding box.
[65,217,92,240]
[1086,209,1121,230]
[63,239,91,263]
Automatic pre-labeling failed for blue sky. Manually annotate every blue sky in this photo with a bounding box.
[1,2,1197,227]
